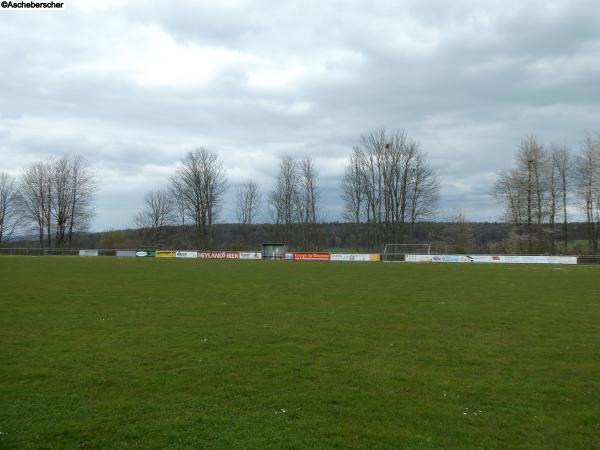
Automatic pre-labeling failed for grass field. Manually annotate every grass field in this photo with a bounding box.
[1,257,600,449]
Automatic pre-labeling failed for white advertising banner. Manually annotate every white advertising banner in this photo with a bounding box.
[431,255,500,263]
[239,252,262,260]
[79,249,98,257]
[176,251,198,258]
[404,254,434,263]
[406,254,578,265]
[498,255,577,265]
[198,251,240,259]
[330,253,371,262]
[284,253,294,260]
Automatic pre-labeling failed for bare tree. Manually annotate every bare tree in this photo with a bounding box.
[515,135,548,253]
[494,169,526,252]
[547,146,560,254]
[494,135,549,254]
[134,190,175,242]
[298,157,320,247]
[299,157,319,224]
[236,181,261,226]
[0,172,22,244]
[546,144,573,254]
[341,128,439,249]
[495,136,583,255]
[20,160,53,248]
[408,151,440,236]
[171,148,227,246]
[170,178,187,227]
[236,180,261,247]
[267,155,321,248]
[269,155,299,243]
[495,136,548,253]
[341,147,365,246]
[552,145,572,253]
[66,155,96,245]
[51,157,72,246]
[576,134,600,251]
[19,156,95,249]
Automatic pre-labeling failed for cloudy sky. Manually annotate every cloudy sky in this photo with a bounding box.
[2,0,600,230]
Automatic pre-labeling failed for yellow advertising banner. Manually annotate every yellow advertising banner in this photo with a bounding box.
[156,250,176,258]
[370,254,381,262]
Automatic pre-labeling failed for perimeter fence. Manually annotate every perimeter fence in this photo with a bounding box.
[1,247,600,265]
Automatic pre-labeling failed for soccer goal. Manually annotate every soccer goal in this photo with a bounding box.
[382,243,431,262]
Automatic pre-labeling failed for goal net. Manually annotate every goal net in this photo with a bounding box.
[382,243,431,262]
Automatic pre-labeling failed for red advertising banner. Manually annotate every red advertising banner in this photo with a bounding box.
[292,252,331,261]
[197,251,240,259]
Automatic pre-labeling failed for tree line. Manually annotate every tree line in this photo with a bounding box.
[494,133,600,254]
[134,149,321,248]
[2,128,599,253]
[131,128,439,250]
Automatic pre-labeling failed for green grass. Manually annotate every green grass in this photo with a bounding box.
[1,257,600,449]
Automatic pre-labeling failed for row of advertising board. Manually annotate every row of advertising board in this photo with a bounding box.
[81,250,577,265]
[82,250,379,262]
[112,250,379,261]
[113,250,263,259]
[405,254,578,265]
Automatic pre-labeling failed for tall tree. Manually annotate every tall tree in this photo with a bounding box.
[494,135,549,253]
[298,157,320,247]
[236,181,261,226]
[170,178,187,227]
[552,145,572,253]
[341,147,365,246]
[51,157,72,246]
[547,144,572,254]
[515,135,547,253]
[0,172,21,244]
[269,155,299,243]
[547,146,560,254]
[171,148,227,246]
[495,137,581,255]
[494,169,526,252]
[576,134,600,252]
[20,161,53,248]
[66,155,96,245]
[236,180,262,247]
[268,155,321,248]
[341,128,439,250]
[408,152,440,237]
[20,156,95,249]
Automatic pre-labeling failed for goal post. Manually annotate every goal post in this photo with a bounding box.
[382,243,431,262]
